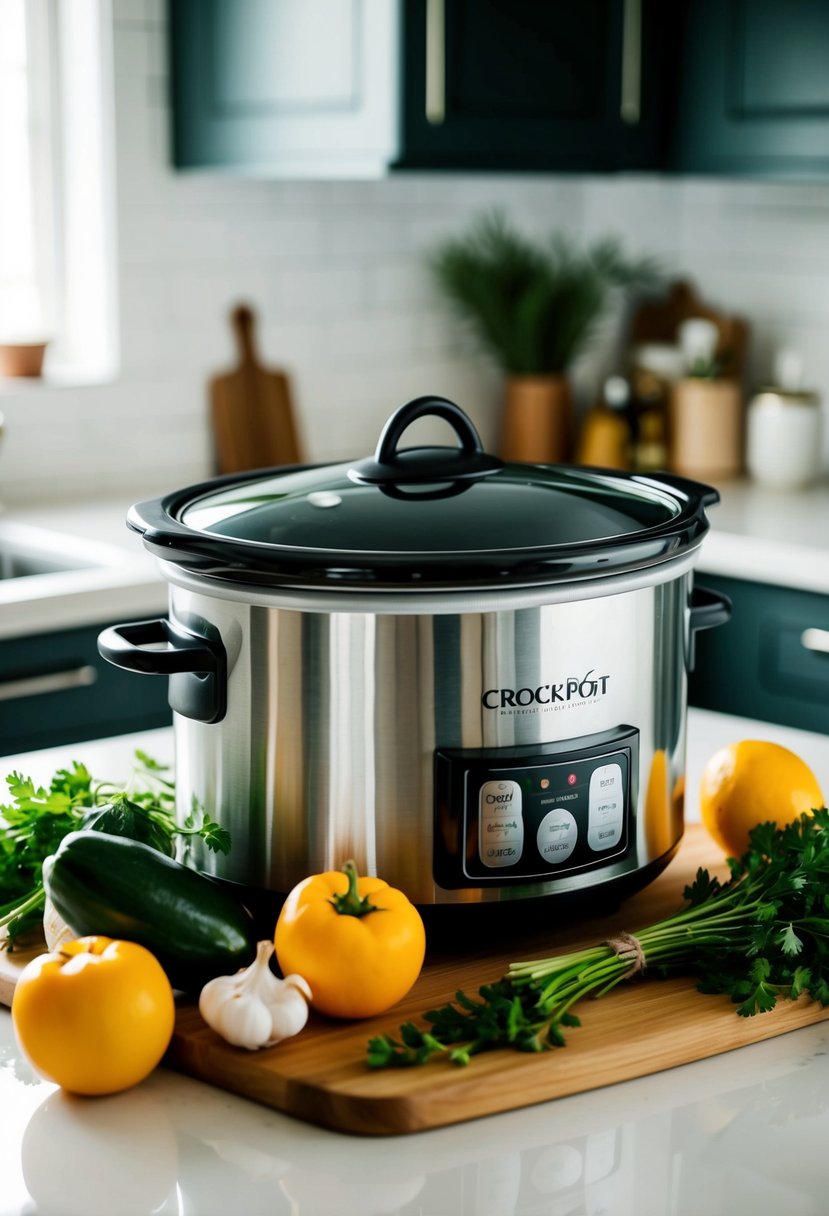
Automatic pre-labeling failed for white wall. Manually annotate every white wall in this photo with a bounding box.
[2,1,829,507]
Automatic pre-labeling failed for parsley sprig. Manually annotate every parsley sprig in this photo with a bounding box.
[0,750,229,944]
[368,810,829,1068]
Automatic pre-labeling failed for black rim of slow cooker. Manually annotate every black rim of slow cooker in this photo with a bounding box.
[127,462,719,591]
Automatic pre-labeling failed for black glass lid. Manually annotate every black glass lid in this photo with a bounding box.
[129,396,719,590]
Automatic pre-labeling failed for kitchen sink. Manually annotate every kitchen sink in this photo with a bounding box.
[0,511,166,638]
[0,547,101,580]
[0,520,129,582]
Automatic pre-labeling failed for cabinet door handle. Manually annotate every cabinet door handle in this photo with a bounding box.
[0,664,98,702]
[801,627,829,656]
[425,0,445,124]
[620,0,642,124]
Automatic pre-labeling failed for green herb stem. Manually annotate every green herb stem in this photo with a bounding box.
[0,887,44,931]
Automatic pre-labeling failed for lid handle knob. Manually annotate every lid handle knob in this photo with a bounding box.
[349,396,502,486]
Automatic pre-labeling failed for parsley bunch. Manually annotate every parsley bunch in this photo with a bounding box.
[0,750,229,944]
[368,810,829,1068]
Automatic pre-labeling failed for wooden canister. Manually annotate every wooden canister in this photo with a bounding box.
[669,378,743,480]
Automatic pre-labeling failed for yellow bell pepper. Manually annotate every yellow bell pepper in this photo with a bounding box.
[274,861,426,1019]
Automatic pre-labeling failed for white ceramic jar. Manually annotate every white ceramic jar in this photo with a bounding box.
[746,389,823,488]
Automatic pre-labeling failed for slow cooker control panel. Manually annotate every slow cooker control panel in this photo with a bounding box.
[433,726,639,888]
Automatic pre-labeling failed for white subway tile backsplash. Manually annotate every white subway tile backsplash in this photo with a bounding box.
[257,321,328,369]
[415,308,469,359]
[167,269,274,332]
[265,262,366,318]
[323,212,413,257]
[366,257,434,308]
[326,313,419,363]
[222,217,324,261]
[117,268,175,327]
[119,212,231,266]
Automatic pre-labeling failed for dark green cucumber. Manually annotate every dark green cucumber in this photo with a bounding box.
[43,831,256,991]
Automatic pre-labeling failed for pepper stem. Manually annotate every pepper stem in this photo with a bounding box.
[329,860,383,917]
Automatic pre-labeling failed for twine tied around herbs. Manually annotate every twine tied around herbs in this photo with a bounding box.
[606,930,646,978]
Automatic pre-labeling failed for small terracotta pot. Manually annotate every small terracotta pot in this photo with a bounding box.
[501,374,573,464]
[669,378,743,480]
[0,342,48,378]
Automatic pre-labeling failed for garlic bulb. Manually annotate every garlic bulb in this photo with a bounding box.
[43,895,75,952]
[198,940,312,1050]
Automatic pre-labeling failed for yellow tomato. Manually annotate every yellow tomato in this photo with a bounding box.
[700,739,825,858]
[11,935,175,1095]
[274,861,426,1019]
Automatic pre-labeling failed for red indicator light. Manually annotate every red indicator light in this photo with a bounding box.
[567,773,577,786]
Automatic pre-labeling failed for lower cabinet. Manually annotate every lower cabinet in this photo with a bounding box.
[0,621,172,757]
[690,574,829,734]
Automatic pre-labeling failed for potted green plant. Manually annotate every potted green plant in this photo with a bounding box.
[430,212,659,462]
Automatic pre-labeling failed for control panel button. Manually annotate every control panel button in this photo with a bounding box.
[587,762,624,851]
[536,807,578,864]
[478,779,523,868]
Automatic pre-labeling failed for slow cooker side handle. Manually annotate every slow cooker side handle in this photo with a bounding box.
[688,585,732,671]
[97,619,227,725]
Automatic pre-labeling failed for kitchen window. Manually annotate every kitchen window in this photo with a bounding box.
[0,0,118,383]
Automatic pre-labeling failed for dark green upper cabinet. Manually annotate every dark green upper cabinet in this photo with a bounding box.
[168,0,829,180]
[395,0,679,172]
[671,0,829,177]
[169,0,399,177]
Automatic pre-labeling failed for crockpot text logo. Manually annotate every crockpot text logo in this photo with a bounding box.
[482,670,610,713]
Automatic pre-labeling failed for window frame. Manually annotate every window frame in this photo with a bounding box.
[0,0,118,386]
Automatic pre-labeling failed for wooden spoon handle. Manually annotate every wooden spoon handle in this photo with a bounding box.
[231,303,257,367]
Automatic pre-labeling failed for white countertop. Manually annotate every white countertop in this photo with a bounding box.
[698,475,829,594]
[0,498,166,640]
[3,708,829,1216]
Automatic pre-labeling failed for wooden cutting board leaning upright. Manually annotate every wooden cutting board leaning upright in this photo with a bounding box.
[210,304,303,474]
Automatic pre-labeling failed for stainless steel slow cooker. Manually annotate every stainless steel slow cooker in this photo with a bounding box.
[99,396,729,908]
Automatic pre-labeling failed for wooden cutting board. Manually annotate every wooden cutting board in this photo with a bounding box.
[210,304,303,474]
[3,826,829,1137]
